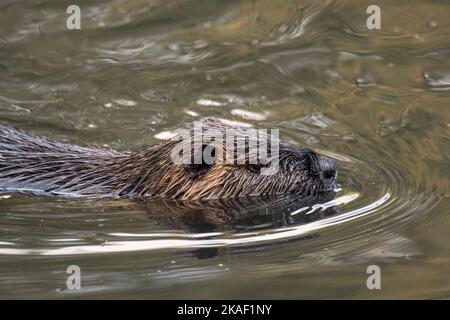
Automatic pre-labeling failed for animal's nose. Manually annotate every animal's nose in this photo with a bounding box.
[318,157,336,180]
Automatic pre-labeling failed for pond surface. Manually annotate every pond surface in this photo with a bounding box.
[0,0,449,299]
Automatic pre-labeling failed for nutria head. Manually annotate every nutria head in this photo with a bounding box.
[116,118,337,200]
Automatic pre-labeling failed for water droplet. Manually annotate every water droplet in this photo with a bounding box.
[113,99,137,106]
[185,110,199,117]
[154,131,178,140]
[355,74,376,87]
[193,39,209,49]
[230,109,268,121]
[196,98,224,107]
[428,20,437,28]
[423,71,450,91]
[218,118,253,128]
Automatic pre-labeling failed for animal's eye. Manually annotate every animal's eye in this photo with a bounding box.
[246,164,262,174]
[186,144,216,177]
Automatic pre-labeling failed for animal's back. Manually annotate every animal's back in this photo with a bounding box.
[0,124,123,197]
[0,125,111,154]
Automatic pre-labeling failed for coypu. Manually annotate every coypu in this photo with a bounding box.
[0,118,337,200]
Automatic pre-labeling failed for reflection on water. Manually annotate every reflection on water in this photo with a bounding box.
[0,0,449,299]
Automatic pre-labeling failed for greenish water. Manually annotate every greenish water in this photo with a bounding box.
[0,0,449,299]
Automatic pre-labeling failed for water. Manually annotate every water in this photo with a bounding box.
[0,0,449,299]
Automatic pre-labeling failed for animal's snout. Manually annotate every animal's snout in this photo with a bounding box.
[318,156,337,185]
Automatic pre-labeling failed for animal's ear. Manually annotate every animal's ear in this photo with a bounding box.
[185,144,217,177]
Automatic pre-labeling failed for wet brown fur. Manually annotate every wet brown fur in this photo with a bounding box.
[0,118,336,200]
